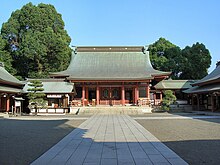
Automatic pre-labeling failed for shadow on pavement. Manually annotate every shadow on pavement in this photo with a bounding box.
[0,118,84,165]
[136,117,220,165]
[163,139,220,165]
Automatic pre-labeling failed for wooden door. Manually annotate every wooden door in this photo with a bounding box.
[100,87,120,105]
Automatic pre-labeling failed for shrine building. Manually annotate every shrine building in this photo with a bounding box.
[184,61,220,112]
[0,62,24,113]
[50,46,170,106]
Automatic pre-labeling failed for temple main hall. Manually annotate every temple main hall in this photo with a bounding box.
[50,46,170,106]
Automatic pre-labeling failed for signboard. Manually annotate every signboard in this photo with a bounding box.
[47,94,62,98]
[15,101,21,107]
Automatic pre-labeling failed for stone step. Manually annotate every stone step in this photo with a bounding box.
[170,104,193,112]
[76,106,152,115]
[0,113,9,118]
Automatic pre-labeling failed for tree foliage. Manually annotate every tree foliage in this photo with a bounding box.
[1,2,71,78]
[148,38,211,80]
[27,80,46,115]
[180,43,211,79]
[148,38,183,79]
[0,35,17,75]
[162,90,177,111]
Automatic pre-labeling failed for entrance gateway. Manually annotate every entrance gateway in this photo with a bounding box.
[50,46,170,106]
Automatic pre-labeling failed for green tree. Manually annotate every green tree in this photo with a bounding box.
[149,37,175,70]
[27,80,46,115]
[0,35,17,75]
[148,38,211,80]
[162,90,176,111]
[1,2,71,78]
[180,42,211,79]
[148,38,184,79]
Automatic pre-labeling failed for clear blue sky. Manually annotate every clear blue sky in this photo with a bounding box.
[1,0,219,72]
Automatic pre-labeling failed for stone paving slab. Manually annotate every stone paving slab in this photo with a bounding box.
[31,114,188,165]
[132,115,220,120]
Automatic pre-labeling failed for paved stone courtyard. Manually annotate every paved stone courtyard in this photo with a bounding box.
[31,114,187,165]
[135,115,220,165]
[1,112,220,165]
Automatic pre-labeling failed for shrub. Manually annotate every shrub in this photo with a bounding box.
[162,90,176,111]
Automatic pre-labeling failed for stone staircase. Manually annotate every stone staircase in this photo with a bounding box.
[170,104,193,112]
[0,113,9,118]
[72,106,152,115]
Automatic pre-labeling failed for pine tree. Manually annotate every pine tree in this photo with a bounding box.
[27,80,46,115]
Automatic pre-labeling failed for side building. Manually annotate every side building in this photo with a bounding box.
[22,79,75,114]
[184,61,220,112]
[0,62,24,113]
[50,46,170,107]
[154,79,195,105]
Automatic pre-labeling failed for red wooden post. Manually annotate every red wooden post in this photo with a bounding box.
[160,91,163,101]
[96,86,100,105]
[6,95,10,112]
[146,83,150,99]
[134,85,139,105]
[121,85,125,106]
[134,87,137,104]
[82,86,85,106]
[133,87,135,104]
[85,87,89,101]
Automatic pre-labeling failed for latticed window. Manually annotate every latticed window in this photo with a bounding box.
[102,89,109,99]
[112,89,119,99]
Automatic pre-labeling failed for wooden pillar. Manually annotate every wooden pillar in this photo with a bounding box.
[85,87,89,101]
[160,91,163,101]
[211,95,214,112]
[6,95,10,112]
[82,86,85,106]
[153,93,156,105]
[134,85,139,105]
[146,83,150,99]
[121,85,125,106]
[187,94,191,105]
[0,95,1,110]
[133,87,135,104]
[96,86,100,105]
[216,95,219,111]
[192,95,194,106]
[197,94,200,110]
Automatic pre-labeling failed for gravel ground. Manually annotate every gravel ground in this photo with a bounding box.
[0,117,85,165]
[136,116,220,165]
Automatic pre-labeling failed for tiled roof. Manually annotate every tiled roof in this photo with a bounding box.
[0,65,23,86]
[22,79,74,93]
[184,83,220,94]
[0,85,22,93]
[50,46,170,81]
[193,64,220,86]
[154,80,195,90]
